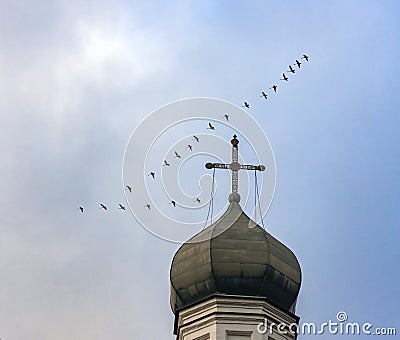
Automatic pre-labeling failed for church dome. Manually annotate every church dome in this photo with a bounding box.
[170,197,301,314]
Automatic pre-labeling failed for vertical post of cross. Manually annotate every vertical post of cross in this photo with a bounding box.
[230,135,240,193]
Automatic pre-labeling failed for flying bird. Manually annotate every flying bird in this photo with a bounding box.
[260,91,268,99]
[186,144,193,151]
[195,198,201,204]
[163,160,170,166]
[100,203,107,210]
[78,206,84,213]
[148,172,155,179]
[242,102,250,108]
[118,204,126,210]
[145,204,151,210]
[207,122,215,130]
[280,73,289,81]
[269,85,277,92]
[193,135,200,142]
[302,54,309,61]
[222,114,229,121]
[174,151,181,158]
[169,200,176,207]
[126,185,132,192]
[288,65,296,74]
[294,59,301,68]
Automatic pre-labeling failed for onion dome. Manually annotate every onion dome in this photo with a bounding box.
[170,194,301,314]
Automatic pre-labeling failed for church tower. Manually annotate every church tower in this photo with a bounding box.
[169,136,301,340]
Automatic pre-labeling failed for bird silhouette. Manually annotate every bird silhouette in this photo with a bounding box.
[280,73,289,81]
[100,203,107,210]
[242,102,250,108]
[269,85,278,92]
[222,114,229,121]
[174,151,181,158]
[187,144,193,151]
[207,122,215,130]
[288,65,296,74]
[126,185,132,192]
[78,206,84,213]
[145,204,151,210]
[193,135,199,142]
[294,59,301,68]
[163,160,170,166]
[169,200,176,207]
[118,204,126,210]
[302,54,309,62]
[148,172,155,179]
[260,91,268,99]
[195,198,201,204]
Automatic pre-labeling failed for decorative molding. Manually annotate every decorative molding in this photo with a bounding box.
[226,330,253,336]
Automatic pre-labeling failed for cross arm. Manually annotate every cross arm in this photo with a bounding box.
[240,164,266,171]
[205,163,265,171]
[205,162,230,169]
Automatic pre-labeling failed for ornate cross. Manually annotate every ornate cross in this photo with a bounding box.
[205,135,265,194]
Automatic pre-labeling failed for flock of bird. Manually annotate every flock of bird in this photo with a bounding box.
[144,134,205,210]
[77,54,309,214]
[242,54,309,108]
[77,134,205,212]
[77,201,128,213]
[77,186,133,213]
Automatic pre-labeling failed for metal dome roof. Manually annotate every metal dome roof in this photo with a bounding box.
[170,200,301,314]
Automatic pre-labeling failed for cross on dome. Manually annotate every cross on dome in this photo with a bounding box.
[205,135,265,202]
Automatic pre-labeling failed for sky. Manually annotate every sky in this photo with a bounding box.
[1,1,399,339]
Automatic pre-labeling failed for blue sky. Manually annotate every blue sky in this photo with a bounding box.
[0,1,399,339]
